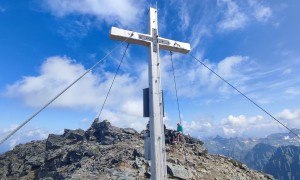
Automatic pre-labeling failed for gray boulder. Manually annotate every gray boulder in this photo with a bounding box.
[86,119,133,145]
[167,163,189,179]
[64,129,86,141]
[46,134,65,150]
[123,128,138,135]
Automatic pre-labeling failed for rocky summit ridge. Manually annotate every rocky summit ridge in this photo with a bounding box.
[0,119,274,180]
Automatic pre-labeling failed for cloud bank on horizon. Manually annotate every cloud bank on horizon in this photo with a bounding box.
[1,0,300,150]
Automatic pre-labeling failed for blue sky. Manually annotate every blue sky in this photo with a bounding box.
[1,0,300,151]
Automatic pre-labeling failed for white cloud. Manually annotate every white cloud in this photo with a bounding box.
[184,108,300,138]
[190,24,211,50]
[282,68,292,75]
[3,54,249,142]
[254,6,272,22]
[25,129,49,138]
[285,88,300,96]
[217,56,247,79]
[221,115,271,137]
[57,20,92,41]
[43,0,145,27]
[277,109,300,125]
[1,124,19,134]
[217,0,248,31]
[248,0,272,22]
[177,2,190,32]
[0,125,49,150]
[182,120,214,136]
[162,55,248,98]
[216,0,273,31]
[5,56,148,132]
[222,109,300,137]
[80,118,90,123]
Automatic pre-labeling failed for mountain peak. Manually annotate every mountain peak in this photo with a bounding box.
[0,119,274,179]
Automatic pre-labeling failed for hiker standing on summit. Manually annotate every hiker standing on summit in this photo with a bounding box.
[177,123,183,134]
[176,123,183,142]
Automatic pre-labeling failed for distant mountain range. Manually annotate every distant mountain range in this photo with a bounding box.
[264,145,300,180]
[244,143,276,171]
[203,129,300,180]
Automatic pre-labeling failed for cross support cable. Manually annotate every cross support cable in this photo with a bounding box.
[0,39,129,145]
[110,8,190,180]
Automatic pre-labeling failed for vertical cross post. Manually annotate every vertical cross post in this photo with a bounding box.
[147,8,167,180]
[110,7,191,180]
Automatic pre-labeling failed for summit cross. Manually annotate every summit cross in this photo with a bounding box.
[110,7,191,180]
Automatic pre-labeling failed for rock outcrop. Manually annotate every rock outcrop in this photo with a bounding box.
[0,119,274,179]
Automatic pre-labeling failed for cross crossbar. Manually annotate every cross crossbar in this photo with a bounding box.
[110,27,191,54]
